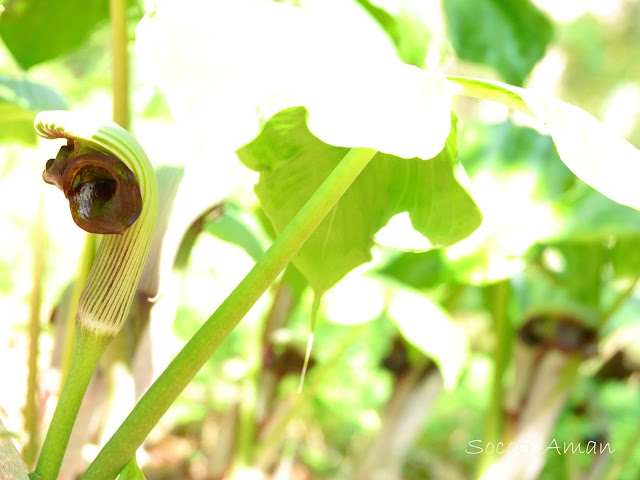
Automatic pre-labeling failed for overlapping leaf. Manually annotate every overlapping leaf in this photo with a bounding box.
[137,0,483,291]
[443,0,552,85]
[0,75,66,144]
[0,0,109,69]
[354,0,448,68]
[238,108,481,291]
[379,120,640,286]
[449,76,640,212]
[136,0,452,159]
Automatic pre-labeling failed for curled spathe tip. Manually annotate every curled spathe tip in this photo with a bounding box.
[43,139,142,234]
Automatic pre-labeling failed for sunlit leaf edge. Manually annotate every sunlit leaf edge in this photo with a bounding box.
[448,75,640,212]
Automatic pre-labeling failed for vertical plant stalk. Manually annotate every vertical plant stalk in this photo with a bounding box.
[110,0,129,130]
[96,0,136,448]
[58,234,96,389]
[97,330,136,447]
[229,307,262,476]
[23,189,46,467]
[33,112,159,480]
[354,364,442,480]
[81,147,377,480]
[36,332,109,479]
[477,280,512,478]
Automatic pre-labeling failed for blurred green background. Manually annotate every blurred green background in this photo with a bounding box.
[1,0,640,479]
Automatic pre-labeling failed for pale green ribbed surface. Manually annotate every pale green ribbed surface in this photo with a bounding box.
[35,111,159,336]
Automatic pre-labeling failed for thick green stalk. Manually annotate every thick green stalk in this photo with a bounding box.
[35,329,109,480]
[59,234,96,389]
[81,147,377,480]
[477,280,511,478]
[97,329,136,447]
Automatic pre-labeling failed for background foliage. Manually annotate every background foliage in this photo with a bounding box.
[1,0,640,479]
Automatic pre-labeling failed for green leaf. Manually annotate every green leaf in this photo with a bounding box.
[449,76,640,212]
[553,189,640,240]
[0,75,67,111]
[117,455,146,480]
[0,0,109,69]
[443,0,553,85]
[137,0,481,292]
[610,238,640,279]
[354,0,448,68]
[434,121,569,284]
[511,266,599,323]
[136,0,452,160]
[0,75,67,144]
[377,250,447,290]
[237,107,481,291]
[204,203,267,263]
[547,242,607,310]
[377,120,640,287]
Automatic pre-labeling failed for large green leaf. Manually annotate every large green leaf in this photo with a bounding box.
[0,0,109,69]
[0,75,66,144]
[449,76,640,212]
[376,249,447,290]
[354,0,448,68]
[443,0,553,85]
[237,107,481,291]
[377,120,640,287]
[426,121,569,285]
[136,0,452,160]
[203,203,267,263]
[136,0,476,292]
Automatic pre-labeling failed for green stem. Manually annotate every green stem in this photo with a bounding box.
[35,329,109,480]
[109,0,129,130]
[81,147,377,480]
[477,280,511,478]
[230,306,262,475]
[97,329,135,447]
[59,234,96,390]
[23,190,45,467]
